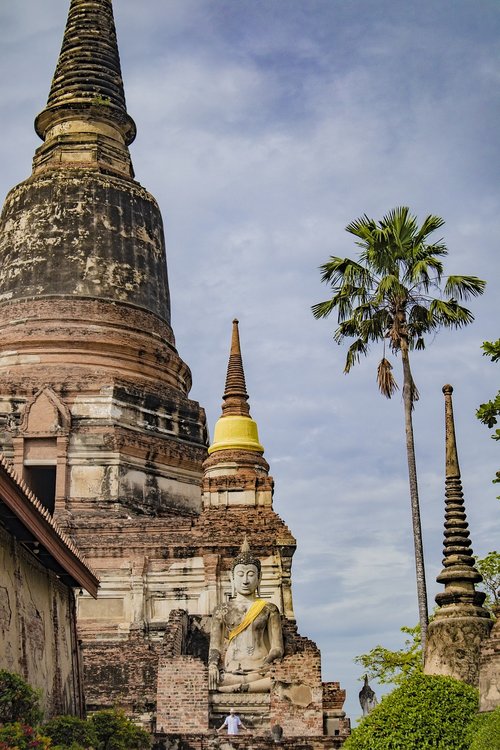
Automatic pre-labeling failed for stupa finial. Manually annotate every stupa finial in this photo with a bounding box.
[222,319,250,417]
[435,384,484,603]
[33,0,136,176]
[208,319,264,455]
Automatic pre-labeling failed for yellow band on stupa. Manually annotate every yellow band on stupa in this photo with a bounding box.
[228,598,267,642]
[208,415,264,454]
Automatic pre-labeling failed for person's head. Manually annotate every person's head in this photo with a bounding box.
[230,708,236,715]
[232,562,260,596]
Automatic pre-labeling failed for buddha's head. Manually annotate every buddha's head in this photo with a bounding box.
[232,563,260,595]
[231,537,261,596]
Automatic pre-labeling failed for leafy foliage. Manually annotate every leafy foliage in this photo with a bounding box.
[312,207,485,383]
[343,672,478,750]
[42,715,97,749]
[475,550,500,608]
[355,624,422,685]
[468,707,500,750]
[90,709,151,750]
[476,340,500,494]
[0,670,43,725]
[0,721,51,749]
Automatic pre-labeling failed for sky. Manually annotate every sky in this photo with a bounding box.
[1,0,499,723]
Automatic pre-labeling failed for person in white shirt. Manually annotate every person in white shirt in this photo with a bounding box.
[217,707,247,735]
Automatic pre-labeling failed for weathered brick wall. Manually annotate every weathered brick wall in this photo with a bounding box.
[82,635,160,718]
[163,609,189,656]
[322,682,346,710]
[269,624,324,737]
[156,656,208,733]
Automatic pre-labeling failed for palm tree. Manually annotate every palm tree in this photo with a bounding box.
[312,207,485,653]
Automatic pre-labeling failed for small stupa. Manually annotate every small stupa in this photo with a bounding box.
[424,385,492,684]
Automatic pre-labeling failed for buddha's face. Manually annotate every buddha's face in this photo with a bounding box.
[232,563,259,596]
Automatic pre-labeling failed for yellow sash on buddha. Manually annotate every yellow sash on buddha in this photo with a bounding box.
[228,598,267,642]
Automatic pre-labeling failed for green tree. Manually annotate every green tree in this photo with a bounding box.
[312,206,485,651]
[476,339,500,495]
[0,670,42,725]
[343,672,478,750]
[475,550,500,608]
[43,715,97,749]
[90,709,150,750]
[355,624,422,686]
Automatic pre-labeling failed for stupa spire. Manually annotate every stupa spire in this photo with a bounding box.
[423,384,491,686]
[208,320,264,454]
[222,319,250,417]
[33,0,136,176]
[435,384,484,602]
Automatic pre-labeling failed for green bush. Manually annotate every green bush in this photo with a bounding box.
[469,707,500,750]
[90,709,150,750]
[0,721,52,749]
[0,670,43,725]
[43,715,97,749]
[344,672,478,750]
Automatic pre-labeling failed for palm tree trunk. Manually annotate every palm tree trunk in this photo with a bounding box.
[400,338,429,656]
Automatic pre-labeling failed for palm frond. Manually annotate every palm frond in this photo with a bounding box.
[319,257,374,289]
[374,274,407,303]
[344,338,369,373]
[345,215,377,240]
[311,298,337,319]
[428,298,475,327]
[413,214,445,245]
[444,275,486,300]
[377,358,399,398]
[407,304,435,340]
[405,256,444,289]
[333,317,364,343]
[358,311,390,342]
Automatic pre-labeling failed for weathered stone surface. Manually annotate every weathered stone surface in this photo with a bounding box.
[425,612,493,686]
[0,525,83,718]
[0,171,170,321]
[479,606,500,712]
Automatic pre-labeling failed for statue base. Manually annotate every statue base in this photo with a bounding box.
[209,693,271,733]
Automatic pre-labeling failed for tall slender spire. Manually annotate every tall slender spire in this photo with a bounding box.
[423,384,491,686]
[222,319,250,417]
[208,320,264,454]
[435,384,484,603]
[33,0,135,177]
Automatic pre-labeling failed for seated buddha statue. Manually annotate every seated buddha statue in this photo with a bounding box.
[208,539,284,693]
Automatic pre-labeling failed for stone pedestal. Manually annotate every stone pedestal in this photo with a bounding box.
[210,693,271,733]
[425,607,492,685]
